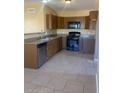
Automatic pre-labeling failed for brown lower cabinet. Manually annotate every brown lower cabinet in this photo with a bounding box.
[57,37,62,51]
[24,43,47,69]
[47,37,62,59]
[24,44,37,68]
[82,38,95,54]
[47,39,56,58]
[25,37,62,69]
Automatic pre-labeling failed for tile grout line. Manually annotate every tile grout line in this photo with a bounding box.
[62,79,68,92]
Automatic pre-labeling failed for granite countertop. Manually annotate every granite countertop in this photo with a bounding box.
[24,32,95,45]
[24,35,61,45]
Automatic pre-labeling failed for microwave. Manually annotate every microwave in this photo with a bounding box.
[68,22,81,29]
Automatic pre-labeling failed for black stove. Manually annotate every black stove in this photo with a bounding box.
[67,32,81,51]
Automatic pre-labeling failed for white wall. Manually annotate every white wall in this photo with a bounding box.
[94,19,99,93]
[94,19,99,62]
[24,3,57,34]
[24,2,44,34]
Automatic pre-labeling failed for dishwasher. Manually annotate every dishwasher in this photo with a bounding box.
[37,43,47,68]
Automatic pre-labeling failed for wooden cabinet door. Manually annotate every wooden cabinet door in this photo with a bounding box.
[47,40,54,58]
[55,15,58,29]
[57,37,62,51]
[53,37,62,53]
[51,15,57,29]
[46,14,49,29]
[53,39,58,53]
[90,11,98,20]
[47,39,57,58]
[83,38,95,54]
[57,17,64,29]
[51,15,55,29]
[24,44,37,69]
[47,38,62,59]
[46,14,52,29]
[84,16,90,29]
[56,38,60,52]
[46,14,57,29]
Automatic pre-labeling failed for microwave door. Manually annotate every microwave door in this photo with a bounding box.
[70,24,75,29]
[71,23,77,29]
[77,24,80,29]
[73,23,77,29]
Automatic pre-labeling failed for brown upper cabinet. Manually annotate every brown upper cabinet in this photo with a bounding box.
[46,14,57,29]
[46,11,98,30]
[57,17,64,29]
[89,11,98,21]
[89,11,98,30]
[52,15,57,29]
[84,16,90,29]
[46,14,53,29]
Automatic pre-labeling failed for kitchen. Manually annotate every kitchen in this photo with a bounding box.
[24,0,98,93]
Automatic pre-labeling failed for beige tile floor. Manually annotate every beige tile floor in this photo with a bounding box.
[24,50,97,93]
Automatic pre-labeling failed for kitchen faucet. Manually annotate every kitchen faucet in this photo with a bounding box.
[40,30,47,39]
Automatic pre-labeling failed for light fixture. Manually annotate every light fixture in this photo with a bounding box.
[42,0,48,4]
[65,0,71,4]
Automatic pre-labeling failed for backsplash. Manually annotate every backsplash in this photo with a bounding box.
[46,29,57,35]
[24,29,95,39]
[57,29,96,35]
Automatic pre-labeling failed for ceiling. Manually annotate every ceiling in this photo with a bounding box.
[25,0,98,11]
